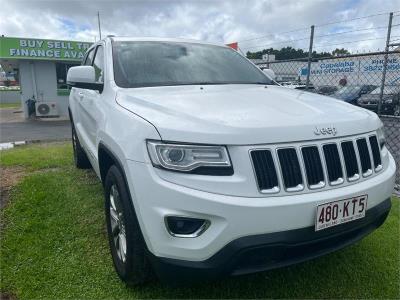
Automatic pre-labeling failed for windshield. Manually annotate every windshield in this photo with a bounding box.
[112,41,272,88]
[370,86,400,94]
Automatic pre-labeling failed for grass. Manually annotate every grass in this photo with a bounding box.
[0,142,399,299]
[0,103,20,109]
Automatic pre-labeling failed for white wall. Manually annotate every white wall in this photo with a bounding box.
[19,60,69,118]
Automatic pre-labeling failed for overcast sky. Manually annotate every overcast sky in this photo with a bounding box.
[1,0,399,53]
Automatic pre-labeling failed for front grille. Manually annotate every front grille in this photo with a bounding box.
[251,150,279,192]
[369,136,382,170]
[341,141,359,180]
[323,144,343,184]
[357,138,372,175]
[301,146,324,187]
[277,148,303,190]
[251,134,381,194]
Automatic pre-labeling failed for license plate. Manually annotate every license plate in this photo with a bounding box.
[315,195,368,231]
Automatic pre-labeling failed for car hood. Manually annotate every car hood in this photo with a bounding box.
[116,84,380,145]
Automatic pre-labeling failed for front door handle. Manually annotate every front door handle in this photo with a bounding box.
[78,92,84,100]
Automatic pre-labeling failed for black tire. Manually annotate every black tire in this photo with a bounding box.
[71,122,91,169]
[104,165,153,285]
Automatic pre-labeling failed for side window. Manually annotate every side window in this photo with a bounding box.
[56,63,79,95]
[84,49,95,66]
[92,46,104,83]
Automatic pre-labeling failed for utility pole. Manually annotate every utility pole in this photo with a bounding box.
[378,12,393,115]
[306,25,314,90]
[97,11,102,40]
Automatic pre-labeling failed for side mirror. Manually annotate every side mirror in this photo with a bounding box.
[263,68,276,81]
[67,66,103,92]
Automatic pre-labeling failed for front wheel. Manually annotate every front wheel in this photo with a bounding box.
[104,165,153,285]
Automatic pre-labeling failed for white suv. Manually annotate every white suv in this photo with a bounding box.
[67,37,396,285]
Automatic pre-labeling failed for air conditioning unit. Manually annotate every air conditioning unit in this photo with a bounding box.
[35,102,58,117]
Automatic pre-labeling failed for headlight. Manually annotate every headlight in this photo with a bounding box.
[147,141,233,175]
[377,125,386,148]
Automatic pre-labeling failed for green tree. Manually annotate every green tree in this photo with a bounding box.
[332,48,350,56]
[246,47,333,60]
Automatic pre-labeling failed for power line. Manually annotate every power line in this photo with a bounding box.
[237,27,309,43]
[313,36,400,49]
[241,36,310,50]
[241,26,386,49]
[236,11,398,45]
[315,11,398,28]
[242,26,393,52]
[314,26,387,38]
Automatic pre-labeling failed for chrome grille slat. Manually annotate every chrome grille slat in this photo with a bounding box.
[341,141,359,180]
[323,144,344,185]
[301,146,324,188]
[277,148,303,190]
[369,135,382,171]
[356,138,372,176]
[250,150,279,192]
[250,134,381,194]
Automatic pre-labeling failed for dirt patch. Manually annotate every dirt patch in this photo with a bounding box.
[0,292,17,300]
[0,107,24,124]
[0,166,25,209]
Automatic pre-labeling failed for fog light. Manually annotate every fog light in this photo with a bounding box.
[165,216,209,237]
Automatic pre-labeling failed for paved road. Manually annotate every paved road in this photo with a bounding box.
[0,120,71,143]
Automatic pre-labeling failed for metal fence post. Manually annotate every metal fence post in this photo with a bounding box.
[306,25,315,90]
[378,12,393,115]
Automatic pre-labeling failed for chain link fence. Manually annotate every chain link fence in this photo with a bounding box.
[381,116,400,194]
[256,53,400,194]
[252,12,400,194]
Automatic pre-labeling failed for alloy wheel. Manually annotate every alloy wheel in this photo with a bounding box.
[109,184,127,263]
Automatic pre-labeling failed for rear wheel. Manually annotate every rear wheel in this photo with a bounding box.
[104,165,152,285]
[71,122,91,169]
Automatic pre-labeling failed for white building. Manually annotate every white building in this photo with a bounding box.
[0,36,91,118]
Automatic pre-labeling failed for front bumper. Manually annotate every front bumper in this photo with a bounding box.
[124,153,396,282]
[148,198,391,284]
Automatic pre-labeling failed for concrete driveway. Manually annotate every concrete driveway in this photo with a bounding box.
[0,107,71,143]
